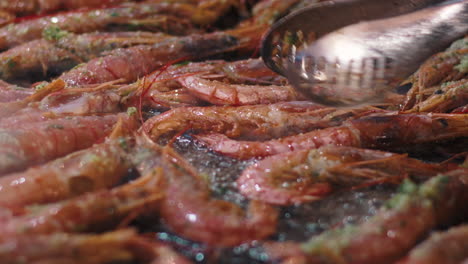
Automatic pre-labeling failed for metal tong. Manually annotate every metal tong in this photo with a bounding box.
[261,0,467,106]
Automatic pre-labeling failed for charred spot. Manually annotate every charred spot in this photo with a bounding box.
[69,175,95,195]
[362,115,395,123]
[438,118,449,128]
[395,82,412,94]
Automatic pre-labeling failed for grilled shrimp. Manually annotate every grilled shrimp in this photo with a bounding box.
[159,147,278,247]
[59,31,239,87]
[0,134,134,208]
[143,102,381,143]
[179,75,302,106]
[0,168,163,235]
[0,2,204,50]
[196,112,468,159]
[402,37,467,111]
[0,31,173,82]
[397,224,468,264]
[404,79,468,113]
[0,80,32,102]
[0,229,141,264]
[297,171,468,264]
[0,0,132,16]
[238,146,450,205]
[0,113,136,175]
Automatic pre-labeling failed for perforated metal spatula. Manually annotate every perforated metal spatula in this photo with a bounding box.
[261,0,467,106]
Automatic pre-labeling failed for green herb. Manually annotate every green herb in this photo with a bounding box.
[6,58,17,69]
[34,82,48,91]
[42,26,69,41]
[127,107,137,116]
[454,56,468,73]
[175,61,191,67]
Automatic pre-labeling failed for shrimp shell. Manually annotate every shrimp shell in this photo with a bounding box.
[0,136,134,208]
[0,113,136,175]
[179,75,302,106]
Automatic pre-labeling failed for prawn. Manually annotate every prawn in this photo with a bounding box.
[143,102,380,143]
[0,31,174,82]
[402,37,467,111]
[0,2,206,50]
[404,79,468,113]
[0,112,137,175]
[0,123,135,208]
[179,74,302,106]
[196,112,468,160]
[397,224,468,264]
[0,0,132,16]
[59,31,239,87]
[159,147,278,247]
[298,171,468,264]
[0,166,163,235]
[0,229,140,263]
[237,146,451,205]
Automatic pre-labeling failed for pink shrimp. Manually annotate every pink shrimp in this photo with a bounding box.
[0,133,135,208]
[179,74,302,105]
[0,31,174,82]
[0,168,163,236]
[0,228,190,264]
[196,112,468,160]
[158,147,278,247]
[0,79,33,102]
[0,2,205,50]
[0,112,137,175]
[404,79,468,113]
[297,171,468,264]
[237,146,451,205]
[0,229,141,263]
[59,31,239,87]
[402,38,467,111]
[397,224,468,264]
[143,102,381,143]
[0,0,133,16]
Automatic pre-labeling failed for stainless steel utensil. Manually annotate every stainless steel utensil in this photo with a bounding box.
[261,0,467,106]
